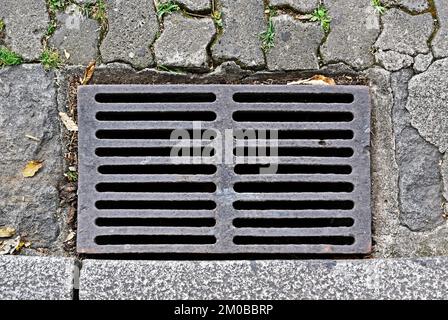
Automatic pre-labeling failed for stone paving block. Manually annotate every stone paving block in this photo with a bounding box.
[270,0,319,12]
[392,69,444,232]
[413,53,433,73]
[0,65,62,248]
[49,5,100,66]
[375,9,433,56]
[159,0,211,12]
[365,68,399,256]
[396,127,444,231]
[321,0,380,70]
[266,15,323,71]
[432,0,448,59]
[80,258,448,300]
[154,14,215,71]
[211,0,265,68]
[383,0,429,12]
[100,0,159,69]
[0,256,76,300]
[406,58,448,153]
[375,50,413,72]
[0,0,49,60]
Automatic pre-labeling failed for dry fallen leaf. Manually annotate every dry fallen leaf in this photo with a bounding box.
[22,161,43,178]
[59,112,78,131]
[25,134,40,142]
[81,60,96,85]
[64,230,76,243]
[288,75,336,86]
[0,226,15,238]
[0,236,21,255]
[64,49,71,60]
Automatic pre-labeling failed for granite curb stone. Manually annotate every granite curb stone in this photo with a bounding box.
[0,255,76,300]
[79,258,448,300]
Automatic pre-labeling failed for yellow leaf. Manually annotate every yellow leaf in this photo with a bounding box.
[22,161,43,178]
[81,60,96,85]
[59,112,78,131]
[0,227,15,238]
[288,75,336,86]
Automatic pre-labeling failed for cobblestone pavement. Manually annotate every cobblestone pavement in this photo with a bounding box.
[0,0,447,257]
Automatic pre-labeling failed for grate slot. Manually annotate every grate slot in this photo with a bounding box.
[233,218,354,228]
[96,111,217,122]
[233,200,354,210]
[233,182,354,193]
[95,92,216,103]
[95,146,215,157]
[234,147,354,157]
[95,200,217,210]
[232,111,353,122]
[234,164,352,175]
[233,236,355,245]
[77,85,371,255]
[233,129,354,140]
[96,129,217,140]
[96,182,216,193]
[95,235,217,245]
[98,164,217,175]
[96,217,216,227]
[232,92,354,104]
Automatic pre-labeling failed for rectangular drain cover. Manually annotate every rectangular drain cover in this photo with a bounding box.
[77,85,371,255]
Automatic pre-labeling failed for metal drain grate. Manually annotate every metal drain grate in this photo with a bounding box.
[77,85,371,255]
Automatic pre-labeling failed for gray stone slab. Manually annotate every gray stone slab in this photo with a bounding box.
[383,0,429,12]
[321,0,380,70]
[375,50,413,72]
[396,126,444,231]
[406,58,448,153]
[270,0,319,13]
[375,9,433,56]
[364,67,401,257]
[159,0,210,12]
[100,0,159,69]
[0,65,62,248]
[80,258,448,300]
[0,0,49,60]
[432,0,448,59]
[413,53,433,73]
[154,14,215,71]
[49,5,100,65]
[392,69,444,232]
[211,0,265,68]
[266,15,323,71]
[0,256,76,300]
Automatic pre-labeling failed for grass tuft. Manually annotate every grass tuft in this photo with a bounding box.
[260,7,277,52]
[46,20,58,37]
[88,0,107,24]
[310,4,331,32]
[0,47,22,67]
[65,171,78,182]
[156,0,180,19]
[0,19,5,32]
[212,10,223,29]
[48,0,66,12]
[157,65,184,73]
[40,48,61,70]
[371,0,386,15]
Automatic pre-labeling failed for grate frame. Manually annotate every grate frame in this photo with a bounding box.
[77,84,371,255]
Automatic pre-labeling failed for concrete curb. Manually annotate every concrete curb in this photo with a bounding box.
[1,256,447,300]
[79,257,448,300]
[0,255,77,300]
